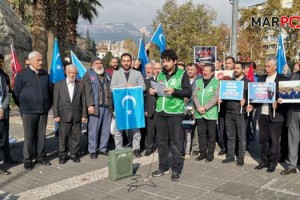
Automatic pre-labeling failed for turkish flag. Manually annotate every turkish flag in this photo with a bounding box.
[247,63,255,82]
[10,44,22,88]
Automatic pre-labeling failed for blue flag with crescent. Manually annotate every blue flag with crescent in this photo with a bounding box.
[276,33,287,74]
[137,38,149,76]
[151,23,167,54]
[112,87,145,130]
[50,38,65,83]
[70,51,87,79]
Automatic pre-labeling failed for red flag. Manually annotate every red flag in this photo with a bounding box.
[10,44,22,88]
[246,63,254,82]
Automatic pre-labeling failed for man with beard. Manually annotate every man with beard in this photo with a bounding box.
[221,61,249,166]
[83,57,113,159]
[150,49,192,181]
[110,53,145,157]
[193,63,219,162]
[54,65,87,164]
[105,57,119,77]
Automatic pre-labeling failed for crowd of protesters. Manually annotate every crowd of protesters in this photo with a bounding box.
[0,49,299,181]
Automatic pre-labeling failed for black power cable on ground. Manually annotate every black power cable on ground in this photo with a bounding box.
[126,152,157,192]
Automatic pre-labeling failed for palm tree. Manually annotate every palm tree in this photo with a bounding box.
[66,0,102,50]
[32,0,48,70]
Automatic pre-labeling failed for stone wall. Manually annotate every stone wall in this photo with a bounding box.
[0,1,32,74]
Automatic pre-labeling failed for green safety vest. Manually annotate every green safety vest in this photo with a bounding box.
[156,69,185,114]
[194,77,219,120]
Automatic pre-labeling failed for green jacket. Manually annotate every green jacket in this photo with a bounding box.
[156,68,185,114]
[194,78,219,120]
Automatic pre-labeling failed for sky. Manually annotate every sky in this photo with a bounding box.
[91,0,266,27]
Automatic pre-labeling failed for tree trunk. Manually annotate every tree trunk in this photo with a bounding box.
[66,18,77,49]
[56,0,67,60]
[47,30,55,72]
[32,0,48,70]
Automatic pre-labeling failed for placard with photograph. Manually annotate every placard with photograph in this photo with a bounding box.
[194,46,216,64]
[248,82,276,103]
[214,70,234,80]
[279,80,300,103]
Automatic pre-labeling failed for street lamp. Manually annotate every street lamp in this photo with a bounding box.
[229,0,238,59]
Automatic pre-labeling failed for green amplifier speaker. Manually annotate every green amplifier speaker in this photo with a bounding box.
[108,147,133,181]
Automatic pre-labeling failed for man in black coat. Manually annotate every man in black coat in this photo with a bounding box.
[13,51,52,170]
[144,63,156,156]
[247,56,288,173]
[0,53,18,175]
[53,65,87,164]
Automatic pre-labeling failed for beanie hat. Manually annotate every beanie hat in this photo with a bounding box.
[91,56,102,65]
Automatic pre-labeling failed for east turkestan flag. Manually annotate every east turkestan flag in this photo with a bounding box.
[112,87,145,130]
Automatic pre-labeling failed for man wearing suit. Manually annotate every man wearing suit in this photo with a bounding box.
[110,53,145,157]
[53,65,87,164]
[247,56,288,173]
[144,63,156,156]
[13,51,52,170]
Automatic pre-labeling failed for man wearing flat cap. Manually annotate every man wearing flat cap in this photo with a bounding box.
[82,56,113,159]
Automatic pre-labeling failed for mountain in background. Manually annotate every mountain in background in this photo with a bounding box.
[77,21,153,44]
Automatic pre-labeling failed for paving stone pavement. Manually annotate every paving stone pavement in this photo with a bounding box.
[0,109,300,200]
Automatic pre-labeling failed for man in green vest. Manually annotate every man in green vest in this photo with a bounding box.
[150,49,192,181]
[193,63,219,162]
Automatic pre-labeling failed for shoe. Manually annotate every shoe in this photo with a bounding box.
[222,157,235,164]
[183,154,190,159]
[59,156,69,164]
[279,157,287,163]
[90,153,98,159]
[196,154,206,161]
[24,162,34,170]
[206,154,214,162]
[99,151,109,156]
[254,163,268,170]
[152,169,169,177]
[218,149,225,156]
[280,168,297,175]
[70,155,81,163]
[236,160,244,167]
[191,151,199,156]
[4,157,19,165]
[267,164,277,173]
[144,149,154,156]
[35,159,52,166]
[171,171,180,181]
[133,149,142,158]
[0,170,11,175]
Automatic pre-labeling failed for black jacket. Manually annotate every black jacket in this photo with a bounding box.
[13,67,52,114]
[225,76,250,114]
[144,77,156,118]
